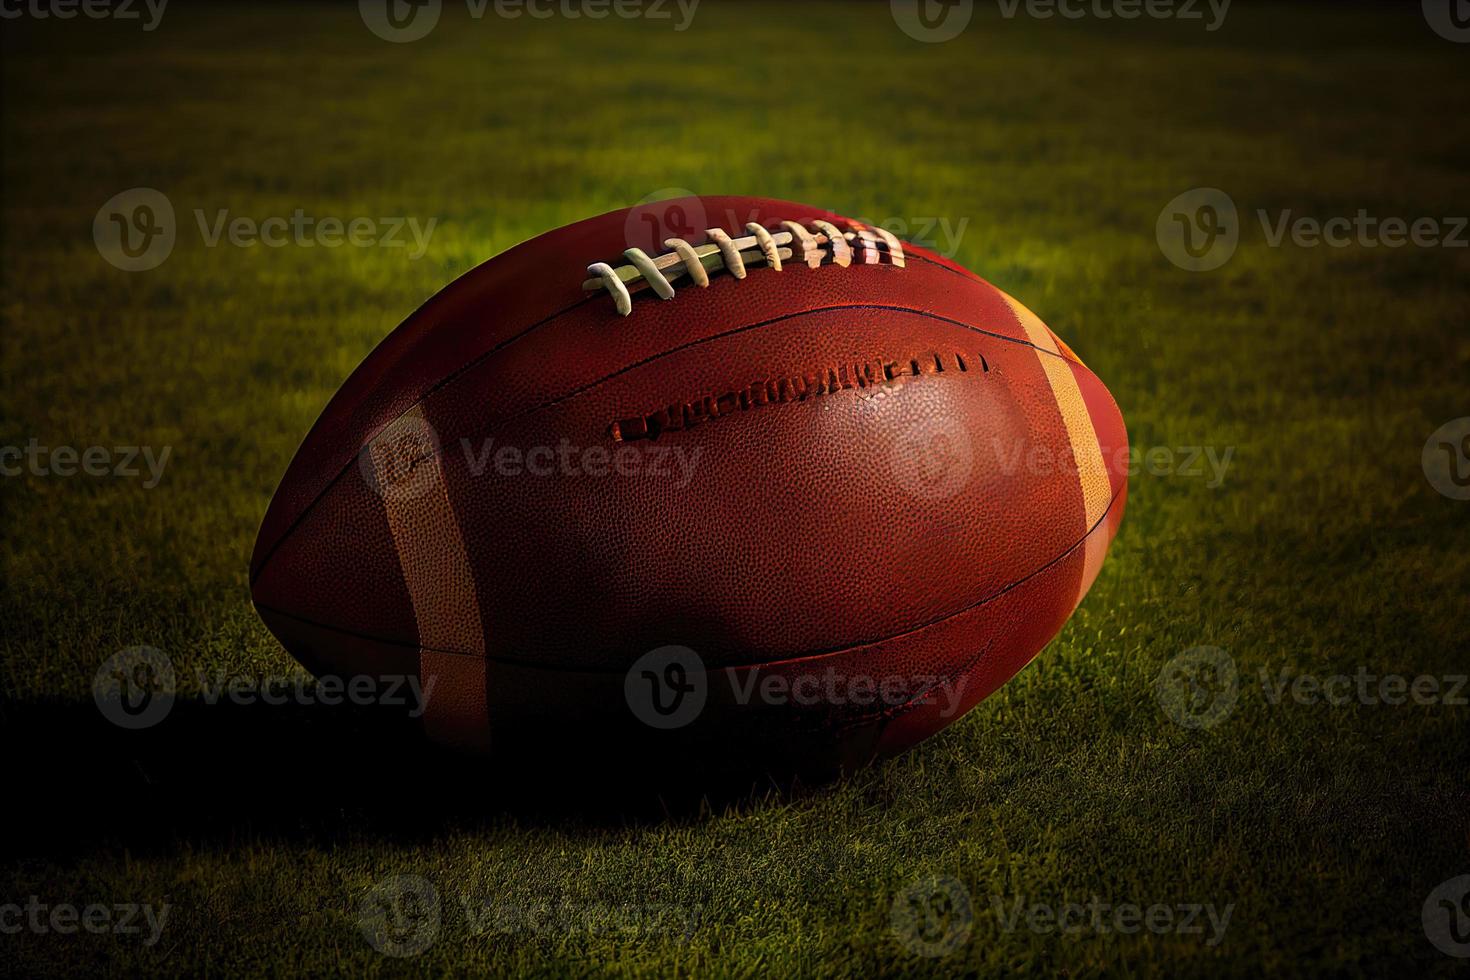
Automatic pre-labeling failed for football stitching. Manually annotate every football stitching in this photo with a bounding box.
[608,348,988,443]
[583,218,906,315]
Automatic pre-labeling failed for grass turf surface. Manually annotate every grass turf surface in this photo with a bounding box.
[2,1,1467,975]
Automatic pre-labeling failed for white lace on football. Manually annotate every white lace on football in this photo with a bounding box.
[583,219,906,316]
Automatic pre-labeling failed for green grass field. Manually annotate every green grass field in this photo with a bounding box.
[2,1,1467,975]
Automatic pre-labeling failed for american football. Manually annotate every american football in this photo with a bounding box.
[7,3,1463,975]
[250,196,1127,769]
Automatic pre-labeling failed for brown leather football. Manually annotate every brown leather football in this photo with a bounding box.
[251,196,1127,773]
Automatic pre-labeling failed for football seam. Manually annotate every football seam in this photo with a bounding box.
[453,302,1069,445]
[837,639,996,735]
[252,477,1124,671]
[251,254,1069,585]
[252,296,1081,590]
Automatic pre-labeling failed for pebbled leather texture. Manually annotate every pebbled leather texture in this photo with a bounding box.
[251,195,1128,769]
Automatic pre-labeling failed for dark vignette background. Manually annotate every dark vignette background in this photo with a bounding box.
[1,0,1467,975]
